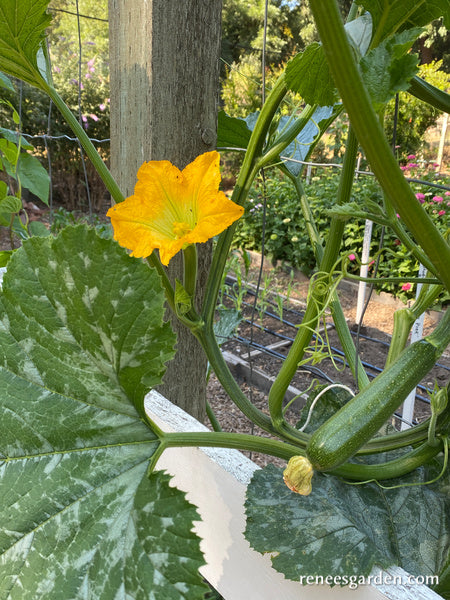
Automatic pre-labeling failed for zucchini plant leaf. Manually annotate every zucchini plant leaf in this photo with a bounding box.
[295,384,354,433]
[285,13,372,106]
[0,226,208,599]
[285,42,339,107]
[0,0,52,88]
[245,459,450,591]
[356,0,450,39]
[278,105,335,176]
[214,307,242,345]
[217,110,252,150]
[0,250,14,267]
[360,28,422,111]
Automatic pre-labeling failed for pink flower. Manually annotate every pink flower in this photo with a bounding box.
[400,165,408,171]
[407,154,416,160]
[415,192,425,203]
[438,210,445,216]
[348,253,356,261]
[445,191,450,196]
[407,163,418,169]
[401,283,412,291]
[433,196,443,203]
[99,103,106,111]
[89,113,99,122]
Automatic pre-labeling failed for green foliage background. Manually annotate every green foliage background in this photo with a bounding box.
[233,167,450,301]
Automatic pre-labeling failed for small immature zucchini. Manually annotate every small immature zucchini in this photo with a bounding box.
[306,338,445,472]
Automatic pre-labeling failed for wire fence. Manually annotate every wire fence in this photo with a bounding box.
[2,2,449,429]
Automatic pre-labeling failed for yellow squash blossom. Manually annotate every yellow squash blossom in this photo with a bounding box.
[283,456,314,495]
[107,151,244,265]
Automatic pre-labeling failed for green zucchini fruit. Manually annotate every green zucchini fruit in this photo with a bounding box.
[306,337,446,472]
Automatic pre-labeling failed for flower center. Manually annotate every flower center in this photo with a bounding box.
[173,221,193,239]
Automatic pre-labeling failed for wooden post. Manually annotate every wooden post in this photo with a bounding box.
[108,0,223,421]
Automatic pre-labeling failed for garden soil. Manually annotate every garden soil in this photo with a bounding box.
[1,215,448,468]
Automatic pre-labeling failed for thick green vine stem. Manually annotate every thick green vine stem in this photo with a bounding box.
[408,75,450,113]
[202,75,289,328]
[309,0,450,292]
[44,84,125,206]
[161,430,303,462]
[307,309,450,472]
[333,440,445,482]
[194,324,280,436]
[268,126,364,429]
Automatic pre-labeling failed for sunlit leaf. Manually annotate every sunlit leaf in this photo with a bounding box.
[217,110,252,150]
[356,0,450,38]
[0,0,52,88]
[360,28,422,110]
[0,70,14,91]
[285,42,339,106]
[285,14,373,106]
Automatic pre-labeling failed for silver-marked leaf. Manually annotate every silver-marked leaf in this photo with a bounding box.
[0,226,208,598]
[245,462,450,587]
[0,0,52,88]
[214,307,241,345]
[280,105,334,176]
[0,225,175,415]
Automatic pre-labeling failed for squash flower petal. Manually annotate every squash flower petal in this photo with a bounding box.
[107,151,244,265]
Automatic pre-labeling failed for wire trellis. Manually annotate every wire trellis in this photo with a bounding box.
[5,1,448,431]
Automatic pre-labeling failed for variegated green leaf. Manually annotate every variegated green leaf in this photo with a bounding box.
[0,226,208,599]
[245,462,450,590]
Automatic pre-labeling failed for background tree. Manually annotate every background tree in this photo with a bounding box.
[108,0,222,422]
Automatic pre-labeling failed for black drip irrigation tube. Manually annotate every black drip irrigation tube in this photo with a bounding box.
[221,288,448,405]
[235,334,335,384]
